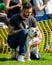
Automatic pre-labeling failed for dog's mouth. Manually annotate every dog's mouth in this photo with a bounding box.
[34,32,37,37]
[28,32,37,38]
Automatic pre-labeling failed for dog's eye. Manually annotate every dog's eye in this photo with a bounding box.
[32,30,34,32]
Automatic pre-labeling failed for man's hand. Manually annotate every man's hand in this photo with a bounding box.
[8,25,14,35]
[8,25,21,35]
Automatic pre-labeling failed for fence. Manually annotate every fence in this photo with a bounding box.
[0,19,52,53]
[38,19,52,52]
[0,22,12,53]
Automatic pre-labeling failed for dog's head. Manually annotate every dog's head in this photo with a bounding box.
[28,27,37,38]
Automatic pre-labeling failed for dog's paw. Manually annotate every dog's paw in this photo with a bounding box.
[27,58,31,61]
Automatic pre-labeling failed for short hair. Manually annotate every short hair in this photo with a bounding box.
[23,2,32,9]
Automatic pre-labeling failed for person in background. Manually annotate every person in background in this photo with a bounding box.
[33,0,49,21]
[45,0,52,19]
[3,0,22,18]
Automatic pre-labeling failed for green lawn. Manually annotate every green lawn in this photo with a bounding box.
[0,53,52,65]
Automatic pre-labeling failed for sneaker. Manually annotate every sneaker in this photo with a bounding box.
[18,55,25,62]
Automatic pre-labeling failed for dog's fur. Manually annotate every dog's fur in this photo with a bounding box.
[26,27,40,60]
[11,27,42,61]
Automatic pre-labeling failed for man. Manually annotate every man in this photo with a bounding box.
[7,2,42,62]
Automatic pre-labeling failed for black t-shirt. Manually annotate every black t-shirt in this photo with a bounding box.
[7,1,20,18]
[9,14,37,30]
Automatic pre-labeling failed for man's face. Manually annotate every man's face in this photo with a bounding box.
[45,0,49,3]
[23,8,32,18]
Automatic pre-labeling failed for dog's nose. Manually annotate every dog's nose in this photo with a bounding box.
[34,32,37,37]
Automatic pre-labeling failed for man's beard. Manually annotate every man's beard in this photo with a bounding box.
[23,13,29,18]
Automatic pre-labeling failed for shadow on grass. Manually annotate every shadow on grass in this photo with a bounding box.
[0,58,8,61]
[0,57,48,61]
[41,57,52,61]
[0,58,17,61]
[41,58,48,60]
[0,58,11,61]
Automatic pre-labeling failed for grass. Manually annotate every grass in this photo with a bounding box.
[0,53,52,65]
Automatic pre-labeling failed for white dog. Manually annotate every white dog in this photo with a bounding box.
[26,27,42,61]
[11,27,42,62]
